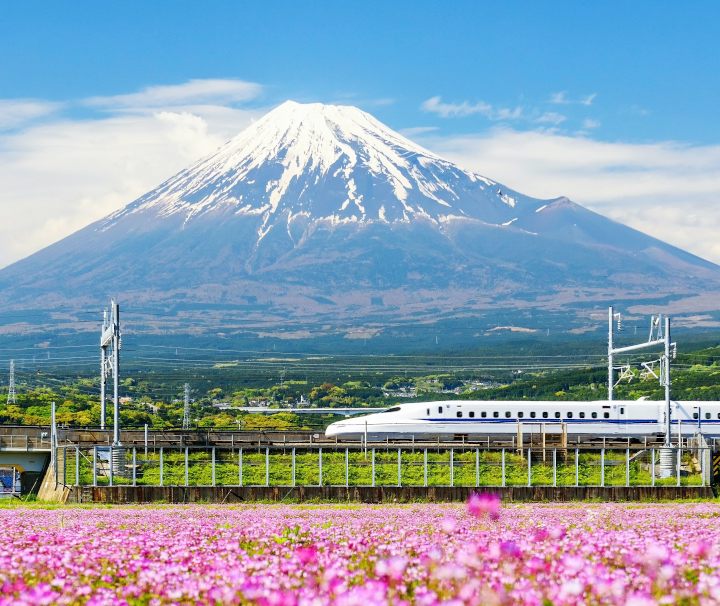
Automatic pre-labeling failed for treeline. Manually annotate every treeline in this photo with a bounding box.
[1,347,720,429]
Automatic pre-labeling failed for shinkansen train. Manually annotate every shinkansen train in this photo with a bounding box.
[324,400,720,440]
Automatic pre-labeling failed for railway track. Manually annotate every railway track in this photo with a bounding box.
[3,425,714,451]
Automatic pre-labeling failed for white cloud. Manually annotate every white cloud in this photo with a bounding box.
[422,128,720,264]
[84,78,262,110]
[0,80,266,268]
[422,96,492,118]
[549,91,597,106]
[421,96,522,121]
[536,112,567,126]
[0,99,62,130]
[582,118,601,129]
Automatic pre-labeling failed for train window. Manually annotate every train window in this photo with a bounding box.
[427,408,430,415]
[505,411,511,418]
[530,411,536,418]
[493,411,499,418]
[542,412,548,419]
[591,412,597,419]
[382,407,402,413]
[554,412,561,419]
[567,412,573,419]
[579,412,585,418]
[438,406,443,414]
[518,412,524,418]
[693,412,699,420]
[457,412,462,418]
[603,412,609,419]
[706,413,711,420]
[481,411,487,418]
[469,411,475,418]
[718,413,720,420]
[620,407,625,414]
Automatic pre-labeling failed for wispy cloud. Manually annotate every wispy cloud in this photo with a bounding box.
[582,118,601,129]
[549,91,597,106]
[0,99,62,130]
[421,96,522,121]
[422,96,492,118]
[421,128,720,263]
[84,78,263,111]
[535,112,567,126]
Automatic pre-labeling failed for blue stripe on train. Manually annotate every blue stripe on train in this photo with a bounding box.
[419,418,713,424]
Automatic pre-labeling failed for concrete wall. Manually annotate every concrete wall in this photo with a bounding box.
[67,485,714,504]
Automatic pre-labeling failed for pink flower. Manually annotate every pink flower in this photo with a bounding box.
[375,556,407,581]
[467,492,501,520]
[440,516,458,533]
[687,540,711,558]
[295,545,317,565]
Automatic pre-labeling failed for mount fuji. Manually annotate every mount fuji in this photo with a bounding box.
[1,100,719,348]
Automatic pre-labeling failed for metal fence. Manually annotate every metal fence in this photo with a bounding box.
[54,445,713,489]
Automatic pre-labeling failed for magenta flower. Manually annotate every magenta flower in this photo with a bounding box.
[466,492,501,520]
[0,503,718,605]
[295,545,318,565]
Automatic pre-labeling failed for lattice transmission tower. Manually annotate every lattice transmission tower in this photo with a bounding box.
[7,360,16,405]
[182,383,191,430]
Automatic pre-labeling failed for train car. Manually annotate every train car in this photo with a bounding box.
[324,400,720,440]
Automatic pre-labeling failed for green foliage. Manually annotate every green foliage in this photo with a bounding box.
[2,343,720,429]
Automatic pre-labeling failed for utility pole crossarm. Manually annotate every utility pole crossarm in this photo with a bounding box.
[611,338,667,355]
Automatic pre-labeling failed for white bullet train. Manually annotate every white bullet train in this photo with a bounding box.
[325,400,720,440]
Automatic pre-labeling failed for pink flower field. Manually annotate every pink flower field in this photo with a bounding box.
[1,500,719,605]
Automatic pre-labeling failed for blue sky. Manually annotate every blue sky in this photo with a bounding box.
[0,1,719,265]
[3,1,718,141]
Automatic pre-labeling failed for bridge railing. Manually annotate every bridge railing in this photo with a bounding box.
[54,444,712,489]
[0,434,51,450]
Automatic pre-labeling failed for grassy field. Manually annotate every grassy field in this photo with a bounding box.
[57,446,704,488]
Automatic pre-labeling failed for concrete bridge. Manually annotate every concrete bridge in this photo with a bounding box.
[0,429,51,496]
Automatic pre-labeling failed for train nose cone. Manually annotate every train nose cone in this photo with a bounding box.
[325,421,345,437]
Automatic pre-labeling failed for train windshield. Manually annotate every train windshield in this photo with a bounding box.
[380,406,402,413]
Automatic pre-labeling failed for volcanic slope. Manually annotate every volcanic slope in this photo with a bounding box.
[0,100,718,344]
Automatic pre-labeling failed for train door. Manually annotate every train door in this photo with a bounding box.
[692,404,702,432]
[601,404,615,434]
[615,403,627,435]
[673,401,694,436]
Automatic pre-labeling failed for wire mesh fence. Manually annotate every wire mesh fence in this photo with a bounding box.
[55,444,713,489]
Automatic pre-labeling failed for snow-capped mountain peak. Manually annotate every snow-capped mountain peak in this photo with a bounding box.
[103,100,541,237]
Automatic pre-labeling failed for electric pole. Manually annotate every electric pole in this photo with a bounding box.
[100,299,121,444]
